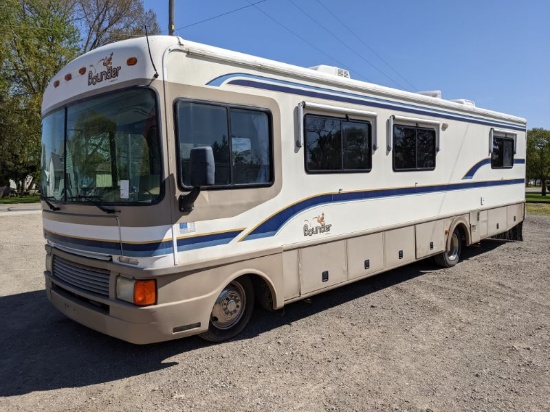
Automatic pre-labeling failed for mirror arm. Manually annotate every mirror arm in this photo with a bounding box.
[178,187,200,213]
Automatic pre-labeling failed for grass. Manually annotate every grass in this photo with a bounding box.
[526,203,550,216]
[526,193,550,203]
[0,194,40,204]
[525,190,550,216]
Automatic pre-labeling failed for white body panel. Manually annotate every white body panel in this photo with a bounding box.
[41,36,526,344]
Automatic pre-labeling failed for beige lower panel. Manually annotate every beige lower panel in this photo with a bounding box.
[488,207,507,236]
[385,226,415,268]
[415,219,446,259]
[282,250,300,300]
[299,240,347,295]
[347,232,384,280]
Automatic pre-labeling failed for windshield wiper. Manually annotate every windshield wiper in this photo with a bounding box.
[68,195,120,214]
[41,195,60,211]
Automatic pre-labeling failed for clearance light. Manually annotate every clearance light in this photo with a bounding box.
[127,57,138,66]
[116,276,157,306]
[64,73,72,81]
[79,67,86,75]
[53,80,60,88]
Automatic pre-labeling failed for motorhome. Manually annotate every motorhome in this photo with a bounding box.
[41,35,526,344]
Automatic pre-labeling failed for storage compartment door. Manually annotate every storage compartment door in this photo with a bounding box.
[385,226,415,268]
[347,233,384,280]
[300,240,347,295]
[415,220,446,259]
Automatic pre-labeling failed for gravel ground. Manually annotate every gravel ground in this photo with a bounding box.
[0,212,549,411]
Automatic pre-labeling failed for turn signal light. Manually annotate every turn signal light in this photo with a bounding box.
[134,280,156,306]
[127,57,138,66]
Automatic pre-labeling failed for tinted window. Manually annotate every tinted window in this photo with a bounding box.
[393,124,436,171]
[491,136,514,168]
[305,114,371,173]
[176,101,272,187]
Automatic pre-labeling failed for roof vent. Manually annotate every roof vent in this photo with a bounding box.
[451,99,476,107]
[416,90,442,98]
[309,65,350,79]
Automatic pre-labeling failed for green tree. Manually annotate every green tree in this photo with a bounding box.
[0,0,80,193]
[0,0,160,194]
[75,0,161,52]
[526,128,550,196]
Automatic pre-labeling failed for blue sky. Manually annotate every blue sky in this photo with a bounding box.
[143,0,549,129]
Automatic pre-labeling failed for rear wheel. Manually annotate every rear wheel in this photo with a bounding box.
[434,227,462,268]
[199,276,254,342]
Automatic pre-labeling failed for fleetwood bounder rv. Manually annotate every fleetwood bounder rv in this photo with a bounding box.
[41,36,526,343]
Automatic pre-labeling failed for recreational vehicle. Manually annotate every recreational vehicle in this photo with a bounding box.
[41,36,526,344]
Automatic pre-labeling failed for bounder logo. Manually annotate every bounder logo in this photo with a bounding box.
[303,213,332,237]
[88,53,122,86]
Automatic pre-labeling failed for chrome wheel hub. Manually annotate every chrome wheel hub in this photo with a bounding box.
[211,281,246,330]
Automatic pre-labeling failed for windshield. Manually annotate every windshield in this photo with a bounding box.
[41,88,162,205]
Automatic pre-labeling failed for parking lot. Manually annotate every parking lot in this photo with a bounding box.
[1,211,549,411]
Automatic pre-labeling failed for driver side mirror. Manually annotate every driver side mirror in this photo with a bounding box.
[189,146,215,187]
[179,146,215,213]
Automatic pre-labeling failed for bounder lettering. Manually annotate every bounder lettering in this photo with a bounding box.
[88,66,122,86]
[303,223,332,237]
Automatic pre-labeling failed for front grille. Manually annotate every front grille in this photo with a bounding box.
[52,255,110,297]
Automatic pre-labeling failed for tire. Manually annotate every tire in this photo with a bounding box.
[434,227,463,268]
[199,276,255,342]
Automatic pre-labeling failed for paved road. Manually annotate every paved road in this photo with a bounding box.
[525,186,545,193]
[0,203,41,216]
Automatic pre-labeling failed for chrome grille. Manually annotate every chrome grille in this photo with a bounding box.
[53,256,110,297]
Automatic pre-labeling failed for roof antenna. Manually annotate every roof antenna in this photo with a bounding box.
[145,25,159,79]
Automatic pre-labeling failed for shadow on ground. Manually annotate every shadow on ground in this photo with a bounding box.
[0,240,504,397]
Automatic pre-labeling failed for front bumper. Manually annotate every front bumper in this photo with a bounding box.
[45,273,211,345]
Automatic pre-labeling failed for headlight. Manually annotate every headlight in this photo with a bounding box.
[116,277,156,306]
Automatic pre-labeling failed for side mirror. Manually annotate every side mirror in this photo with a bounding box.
[190,146,215,187]
[179,146,215,213]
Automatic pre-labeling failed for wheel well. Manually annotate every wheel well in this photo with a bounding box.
[249,274,276,312]
[454,223,469,247]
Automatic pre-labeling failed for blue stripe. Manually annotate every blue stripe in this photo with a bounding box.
[207,73,525,132]
[46,229,244,256]
[45,231,174,257]
[243,178,525,241]
[46,229,245,256]
[45,231,123,255]
[462,159,492,179]
[463,158,526,180]
[177,230,242,252]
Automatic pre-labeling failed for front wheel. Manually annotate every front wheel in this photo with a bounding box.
[199,276,255,342]
[434,227,462,268]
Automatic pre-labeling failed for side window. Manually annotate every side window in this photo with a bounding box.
[393,124,436,171]
[304,114,371,173]
[491,135,514,168]
[176,101,272,188]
